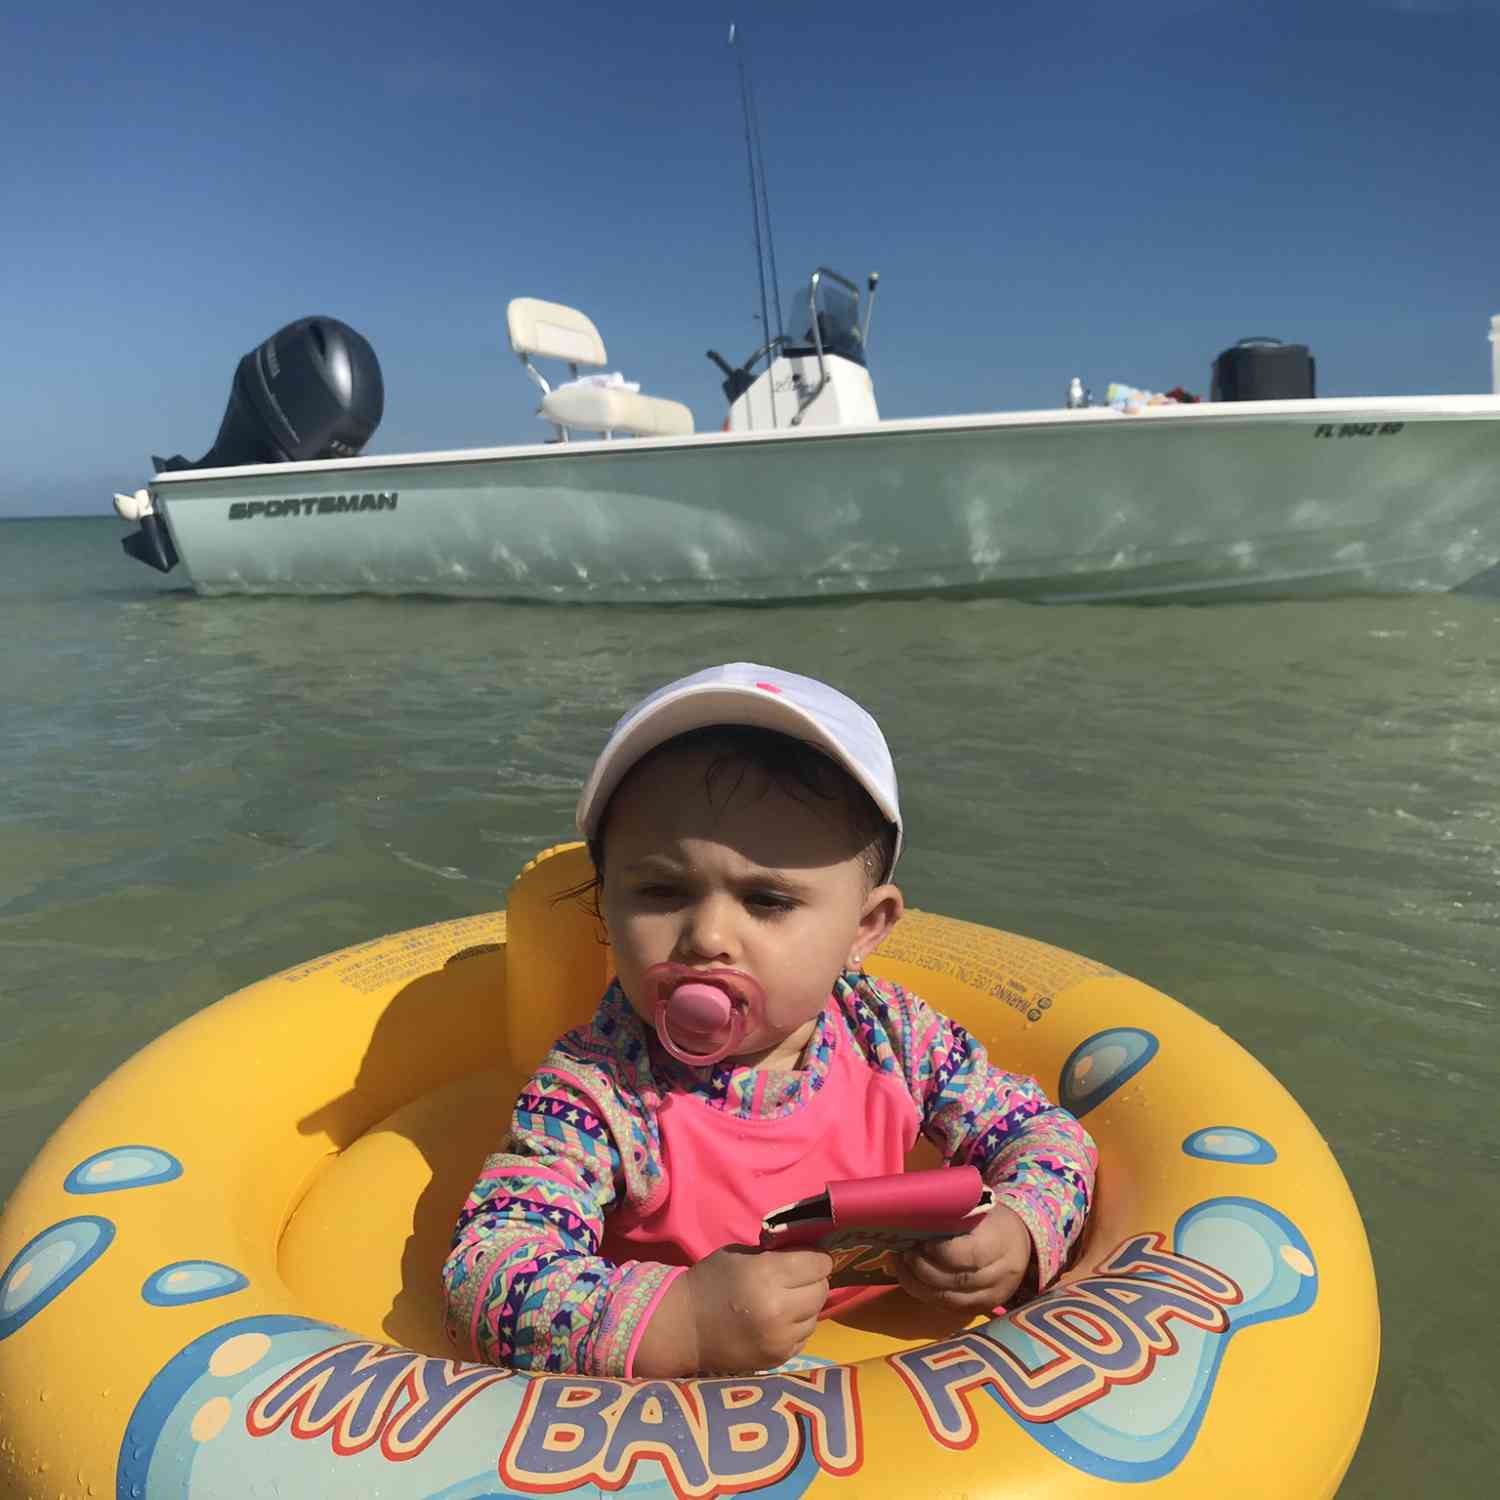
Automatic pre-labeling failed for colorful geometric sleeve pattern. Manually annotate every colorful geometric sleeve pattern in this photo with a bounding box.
[837,973,1098,1289]
[442,987,683,1378]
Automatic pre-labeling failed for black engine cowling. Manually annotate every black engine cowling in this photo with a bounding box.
[154,315,384,472]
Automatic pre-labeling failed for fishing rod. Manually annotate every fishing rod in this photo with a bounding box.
[729,21,781,424]
[746,48,784,352]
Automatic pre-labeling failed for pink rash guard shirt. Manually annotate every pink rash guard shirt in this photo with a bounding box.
[604,999,920,1321]
[443,971,1097,1377]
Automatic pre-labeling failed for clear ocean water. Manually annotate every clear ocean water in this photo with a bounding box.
[1,515,1496,1493]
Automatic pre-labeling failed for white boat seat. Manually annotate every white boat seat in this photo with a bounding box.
[540,383,695,438]
[506,295,694,439]
[506,298,608,367]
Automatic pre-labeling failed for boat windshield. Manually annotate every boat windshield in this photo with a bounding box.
[782,272,866,368]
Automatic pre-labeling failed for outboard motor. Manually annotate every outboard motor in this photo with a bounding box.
[154,315,384,472]
[1211,337,1316,402]
[121,316,384,574]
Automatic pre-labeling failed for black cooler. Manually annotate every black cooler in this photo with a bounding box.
[1211,338,1316,402]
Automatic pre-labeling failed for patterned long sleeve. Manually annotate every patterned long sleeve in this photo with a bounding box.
[843,975,1097,1289]
[442,1014,683,1376]
[446,976,1096,1376]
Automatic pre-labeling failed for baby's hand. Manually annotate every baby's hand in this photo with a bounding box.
[686,1244,832,1374]
[895,1203,1034,1312]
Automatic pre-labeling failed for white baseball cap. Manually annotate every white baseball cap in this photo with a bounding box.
[576,662,902,877]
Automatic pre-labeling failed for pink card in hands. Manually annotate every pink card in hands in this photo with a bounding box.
[758,1167,994,1286]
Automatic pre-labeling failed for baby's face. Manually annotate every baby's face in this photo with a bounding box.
[598,745,899,1068]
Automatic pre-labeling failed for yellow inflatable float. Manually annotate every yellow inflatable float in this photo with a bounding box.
[0,843,1377,1499]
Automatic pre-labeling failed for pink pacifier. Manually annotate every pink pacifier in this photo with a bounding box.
[645,963,766,1066]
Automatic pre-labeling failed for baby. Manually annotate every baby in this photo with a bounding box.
[444,663,1096,1378]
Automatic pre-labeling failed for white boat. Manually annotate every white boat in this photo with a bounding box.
[114,275,1500,604]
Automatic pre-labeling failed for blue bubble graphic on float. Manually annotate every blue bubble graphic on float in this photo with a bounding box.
[1058,1028,1159,1117]
[142,1261,250,1306]
[65,1145,183,1195]
[1182,1127,1277,1165]
[117,1315,828,1499]
[976,1196,1317,1482]
[0,1216,115,1341]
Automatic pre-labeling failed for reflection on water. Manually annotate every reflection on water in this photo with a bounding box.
[1,518,1498,1496]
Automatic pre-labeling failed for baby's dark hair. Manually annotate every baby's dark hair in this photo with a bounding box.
[589,724,898,889]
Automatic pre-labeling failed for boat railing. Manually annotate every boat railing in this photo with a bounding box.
[789,267,863,427]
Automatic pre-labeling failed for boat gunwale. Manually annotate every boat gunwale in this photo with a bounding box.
[147,393,1500,487]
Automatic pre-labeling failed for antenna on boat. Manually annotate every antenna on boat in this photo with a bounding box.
[730,21,782,424]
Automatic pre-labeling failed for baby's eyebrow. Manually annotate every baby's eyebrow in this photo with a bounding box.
[618,856,808,891]
[620,855,686,874]
[735,867,809,892]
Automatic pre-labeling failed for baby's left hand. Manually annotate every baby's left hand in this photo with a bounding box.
[895,1203,1034,1312]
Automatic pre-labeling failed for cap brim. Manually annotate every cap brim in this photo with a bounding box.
[576,682,901,868]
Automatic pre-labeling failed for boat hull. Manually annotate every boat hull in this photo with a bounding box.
[143,397,1500,603]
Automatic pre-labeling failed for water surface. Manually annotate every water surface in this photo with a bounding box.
[1,517,1496,1494]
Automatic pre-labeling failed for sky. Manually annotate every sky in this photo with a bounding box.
[3,0,1499,516]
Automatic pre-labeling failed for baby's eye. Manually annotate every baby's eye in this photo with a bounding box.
[745,890,798,914]
[635,882,685,902]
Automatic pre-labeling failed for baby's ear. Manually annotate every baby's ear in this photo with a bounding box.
[852,883,904,965]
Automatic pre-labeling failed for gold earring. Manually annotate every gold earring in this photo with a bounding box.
[850,953,862,967]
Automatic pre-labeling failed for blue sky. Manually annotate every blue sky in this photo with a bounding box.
[4,0,1498,515]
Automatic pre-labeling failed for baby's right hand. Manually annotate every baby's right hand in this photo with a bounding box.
[686,1244,832,1374]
